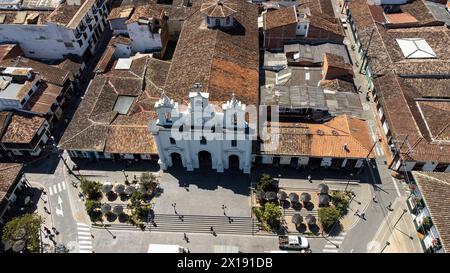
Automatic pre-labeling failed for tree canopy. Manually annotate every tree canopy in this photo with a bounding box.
[2,213,43,253]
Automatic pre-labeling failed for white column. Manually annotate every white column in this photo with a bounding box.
[153,131,167,171]
[216,140,224,172]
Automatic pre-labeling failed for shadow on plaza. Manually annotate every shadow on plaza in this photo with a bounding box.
[71,158,161,173]
[165,166,251,196]
[251,160,383,186]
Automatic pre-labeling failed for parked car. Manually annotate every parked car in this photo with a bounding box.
[279,236,310,250]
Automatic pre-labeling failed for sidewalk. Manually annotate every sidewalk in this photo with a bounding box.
[368,196,423,253]
[30,182,58,253]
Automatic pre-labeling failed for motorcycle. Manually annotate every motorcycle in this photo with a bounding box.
[78,192,85,201]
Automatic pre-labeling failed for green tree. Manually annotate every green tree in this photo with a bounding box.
[80,178,102,200]
[330,191,350,215]
[140,172,158,194]
[318,206,341,233]
[85,199,102,222]
[262,202,282,228]
[2,213,43,253]
[256,173,273,192]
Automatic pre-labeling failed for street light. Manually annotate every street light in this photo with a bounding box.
[122,169,129,183]
[345,173,354,192]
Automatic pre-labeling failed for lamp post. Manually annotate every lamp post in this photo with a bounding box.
[122,169,129,183]
[345,173,354,192]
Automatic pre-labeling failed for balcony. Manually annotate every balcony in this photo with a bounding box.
[85,16,93,25]
[74,30,82,39]
[79,24,87,33]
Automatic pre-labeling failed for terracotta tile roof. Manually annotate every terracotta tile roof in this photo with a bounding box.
[0,56,70,86]
[95,46,116,74]
[374,72,450,163]
[319,79,356,93]
[111,35,132,46]
[263,6,297,30]
[0,163,22,204]
[261,115,374,158]
[200,0,237,18]
[0,44,22,61]
[169,0,202,20]
[45,2,84,27]
[385,12,419,24]
[413,171,450,252]
[348,0,450,76]
[0,10,52,25]
[59,55,168,154]
[108,5,134,20]
[56,58,83,79]
[1,113,45,144]
[126,3,169,24]
[105,125,157,154]
[164,0,259,106]
[28,83,63,115]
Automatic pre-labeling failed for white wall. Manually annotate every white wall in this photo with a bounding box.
[127,22,162,53]
[422,161,437,172]
[0,23,83,60]
[321,157,332,167]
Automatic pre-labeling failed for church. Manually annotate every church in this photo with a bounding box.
[149,84,253,173]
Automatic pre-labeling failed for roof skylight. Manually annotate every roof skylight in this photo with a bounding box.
[396,38,437,59]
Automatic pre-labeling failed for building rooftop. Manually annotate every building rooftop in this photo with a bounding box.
[0,112,45,144]
[348,0,450,164]
[59,54,170,154]
[263,6,297,30]
[261,115,374,159]
[0,163,22,206]
[284,42,351,65]
[0,56,70,86]
[413,171,450,253]
[200,0,237,18]
[164,0,259,106]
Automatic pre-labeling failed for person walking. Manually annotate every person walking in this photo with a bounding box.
[307,175,312,183]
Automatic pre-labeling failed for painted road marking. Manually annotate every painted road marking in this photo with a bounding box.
[77,222,93,253]
[391,177,401,197]
[322,249,339,253]
[49,182,67,196]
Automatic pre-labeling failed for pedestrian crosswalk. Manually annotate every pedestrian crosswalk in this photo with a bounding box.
[322,232,346,253]
[77,223,93,253]
[48,182,66,196]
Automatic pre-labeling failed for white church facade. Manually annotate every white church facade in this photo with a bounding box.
[149,84,253,174]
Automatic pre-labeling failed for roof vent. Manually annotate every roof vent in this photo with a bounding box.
[332,130,339,136]
[317,129,324,135]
